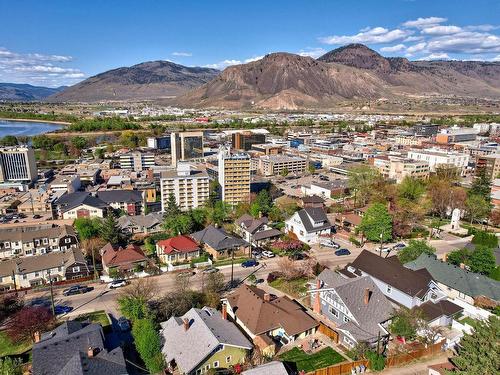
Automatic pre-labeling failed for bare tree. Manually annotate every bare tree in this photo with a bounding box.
[120,278,158,301]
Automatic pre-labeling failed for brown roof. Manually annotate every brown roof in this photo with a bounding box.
[101,243,147,267]
[348,250,433,298]
[417,300,463,322]
[225,284,318,336]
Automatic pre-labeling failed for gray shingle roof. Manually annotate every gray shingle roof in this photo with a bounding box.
[405,253,500,302]
[32,321,127,375]
[0,224,76,243]
[191,225,247,251]
[55,192,109,213]
[160,307,252,374]
[242,361,290,375]
[297,208,332,233]
[96,190,143,204]
[118,213,163,230]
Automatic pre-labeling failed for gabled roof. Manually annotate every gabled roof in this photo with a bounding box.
[225,284,318,337]
[252,228,282,241]
[55,192,108,213]
[101,243,147,268]
[160,307,252,374]
[118,213,163,229]
[235,214,269,234]
[157,235,199,255]
[191,225,247,251]
[295,208,332,233]
[417,300,463,322]
[405,253,500,302]
[316,270,393,342]
[347,250,433,298]
[302,195,325,204]
[0,224,76,243]
[96,190,143,204]
[242,361,290,375]
[32,321,127,375]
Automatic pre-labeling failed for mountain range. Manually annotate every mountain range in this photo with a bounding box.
[0,83,66,101]
[48,44,500,109]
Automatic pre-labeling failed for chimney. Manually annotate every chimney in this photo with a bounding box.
[87,347,96,358]
[314,279,321,314]
[459,263,466,269]
[263,293,271,302]
[183,318,190,331]
[364,288,371,305]
[34,331,41,343]
[222,304,227,320]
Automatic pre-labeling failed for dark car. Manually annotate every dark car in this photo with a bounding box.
[32,214,41,219]
[288,252,308,260]
[241,259,258,268]
[335,248,351,256]
[393,243,406,250]
[62,285,91,296]
[54,305,73,315]
[117,317,130,332]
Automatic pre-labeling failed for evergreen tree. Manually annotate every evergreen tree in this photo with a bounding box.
[470,168,492,202]
[100,213,126,245]
[165,193,181,217]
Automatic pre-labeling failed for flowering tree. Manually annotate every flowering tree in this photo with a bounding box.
[6,306,54,342]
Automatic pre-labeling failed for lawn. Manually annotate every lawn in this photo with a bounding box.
[0,331,31,357]
[75,310,111,332]
[280,347,345,372]
[460,316,479,328]
[269,277,309,298]
[213,257,249,267]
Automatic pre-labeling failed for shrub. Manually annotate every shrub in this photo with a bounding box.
[349,236,361,247]
[472,231,499,248]
[131,318,164,373]
[267,271,282,283]
[366,350,385,371]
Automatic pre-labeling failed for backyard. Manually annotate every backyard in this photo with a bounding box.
[280,347,345,373]
[269,277,309,298]
[75,310,112,332]
[0,330,31,357]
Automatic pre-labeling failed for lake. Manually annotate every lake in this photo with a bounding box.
[0,119,62,138]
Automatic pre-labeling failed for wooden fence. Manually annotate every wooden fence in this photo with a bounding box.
[318,322,339,343]
[307,360,369,375]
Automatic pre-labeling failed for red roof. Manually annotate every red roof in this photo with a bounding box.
[157,235,199,255]
[101,243,147,267]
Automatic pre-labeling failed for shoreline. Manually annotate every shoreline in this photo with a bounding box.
[0,117,70,126]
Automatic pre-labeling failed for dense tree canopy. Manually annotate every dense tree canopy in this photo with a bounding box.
[358,203,393,242]
[398,240,436,264]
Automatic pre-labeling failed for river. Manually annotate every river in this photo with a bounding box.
[0,119,62,138]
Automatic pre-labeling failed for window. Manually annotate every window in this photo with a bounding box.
[35,272,39,277]
[225,355,232,364]
[72,266,80,273]
[23,274,27,280]
[343,316,350,323]
[65,238,71,244]
[343,335,354,347]
[458,292,466,300]
[329,306,339,318]
[213,361,219,368]
[386,285,392,294]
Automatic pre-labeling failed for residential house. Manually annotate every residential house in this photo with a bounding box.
[118,213,163,235]
[191,225,247,260]
[223,285,318,356]
[301,180,348,199]
[156,235,201,265]
[310,269,393,349]
[405,253,500,306]
[160,306,252,375]
[32,320,128,375]
[54,192,109,219]
[95,190,145,216]
[100,243,149,275]
[0,224,78,259]
[234,214,282,247]
[342,251,463,327]
[241,362,290,375]
[0,248,90,290]
[285,207,332,244]
[333,212,362,234]
[301,195,325,209]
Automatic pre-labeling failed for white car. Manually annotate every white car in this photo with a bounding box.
[262,250,275,258]
[109,279,127,289]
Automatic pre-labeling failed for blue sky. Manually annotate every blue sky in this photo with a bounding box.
[1,0,499,87]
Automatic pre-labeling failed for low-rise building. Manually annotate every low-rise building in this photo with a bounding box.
[435,126,478,144]
[301,180,348,198]
[372,156,429,183]
[100,242,148,275]
[257,155,307,176]
[234,214,282,246]
[285,207,332,244]
[407,149,470,175]
[49,174,81,194]
[475,153,500,179]
[156,235,201,265]
[54,192,109,219]
[191,225,247,260]
[119,151,155,171]
[118,213,163,235]
[95,189,145,216]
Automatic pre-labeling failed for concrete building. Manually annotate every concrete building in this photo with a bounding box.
[49,174,81,194]
[147,135,171,150]
[250,143,283,156]
[160,163,209,211]
[119,151,155,172]
[407,149,470,174]
[232,131,266,151]
[475,153,500,179]
[257,155,307,176]
[435,126,479,144]
[413,124,439,136]
[171,131,204,167]
[372,156,430,183]
[218,148,250,206]
[0,146,37,183]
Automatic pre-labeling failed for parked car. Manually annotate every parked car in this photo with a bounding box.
[62,285,92,296]
[117,317,130,332]
[177,271,195,278]
[252,250,263,259]
[393,243,406,250]
[54,305,73,315]
[32,214,41,219]
[288,252,308,261]
[261,250,275,258]
[335,248,351,256]
[241,259,258,268]
[380,246,392,253]
[322,240,341,249]
[109,279,127,289]
[203,267,219,274]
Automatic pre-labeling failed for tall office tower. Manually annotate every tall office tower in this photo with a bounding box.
[171,131,204,167]
[231,131,266,151]
[0,146,37,183]
[160,163,209,211]
[218,146,250,206]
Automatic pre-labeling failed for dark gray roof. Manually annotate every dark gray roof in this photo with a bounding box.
[160,307,252,374]
[118,213,163,229]
[242,361,290,375]
[235,214,269,234]
[253,228,282,241]
[405,254,500,302]
[96,190,143,204]
[32,321,127,375]
[55,192,109,213]
[191,225,247,251]
[296,208,332,233]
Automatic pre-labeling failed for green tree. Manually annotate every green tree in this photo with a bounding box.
[100,213,126,245]
[0,135,19,146]
[446,248,470,266]
[74,217,101,240]
[0,357,22,375]
[469,246,496,275]
[470,168,492,202]
[252,190,272,216]
[208,180,220,207]
[347,165,379,206]
[207,201,230,226]
[119,130,139,148]
[465,194,491,224]
[451,316,499,374]
[31,134,57,149]
[163,213,193,236]
[389,308,419,340]
[131,318,164,373]
[398,240,436,264]
[164,193,181,217]
[71,136,88,150]
[94,148,105,159]
[308,164,316,174]
[280,167,289,177]
[398,176,426,201]
[471,230,499,248]
[358,203,393,242]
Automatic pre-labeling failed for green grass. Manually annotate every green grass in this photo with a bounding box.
[212,257,249,267]
[460,316,479,328]
[0,331,31,357]
[280,347,345,372]
[75,310,111,332]
[269,277,309,298]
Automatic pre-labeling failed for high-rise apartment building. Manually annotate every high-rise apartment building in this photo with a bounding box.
[0,146,37,183]
[160,163,209,211]
[232,131,266,151]
[119,151,155,172]
[171,131,204,167]
[218,147,250,206]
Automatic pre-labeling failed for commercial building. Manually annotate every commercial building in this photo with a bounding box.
[257,155,306,176]
[435,126,479,144]
[413,124,439,136]
[372,156,430,183]
[250,143,283,156]
[147,135,171,150]
[475,153,500,179]
[171,131,204,167]
[49,174,81,194]
[119,151,155,172]
[160,163,209,211]
[407,149,470,174]
[218,148,250,206]
[0,146,37,183]
[232,131,266,151]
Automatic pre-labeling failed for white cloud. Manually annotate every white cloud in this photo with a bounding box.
[419,52,450,60]
[426,31,500,54]
[203,59,242,70]
[244,55,264,63]
[380,44,406,53]
[297,47,327,58]
[402,17,447,28]
[406,42,427,54]
[421,25,463,35]
[172,51,192,57]
[319,27,412,45]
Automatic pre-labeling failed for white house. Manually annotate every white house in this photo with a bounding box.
[285,207,332,244]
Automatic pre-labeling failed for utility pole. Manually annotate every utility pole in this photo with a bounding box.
[47,269,55,316]
[379,229,384,257]
[230,249,234,287]
[11,269,17,292]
